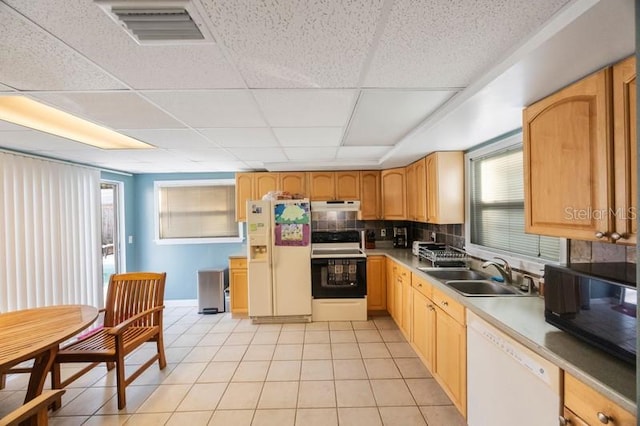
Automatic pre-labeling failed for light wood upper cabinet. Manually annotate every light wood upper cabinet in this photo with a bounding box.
[308,172,336,200]
[235,173,254,222]
[524,68,612,241]
[335,172,360,199]
[360,171,381,220]
[525,59,636,244]
[366,255,386,311]
[406,162,417,221]
[425,152,463,224]
[254,173,278,199]
[381,167,406,220]
[613,56,637,245]
[414,159,427,222]
[279,172,307,196]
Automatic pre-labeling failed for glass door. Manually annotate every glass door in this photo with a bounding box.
[101,182,121,290]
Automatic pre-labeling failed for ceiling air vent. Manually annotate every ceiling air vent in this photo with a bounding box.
[96,0,215,45]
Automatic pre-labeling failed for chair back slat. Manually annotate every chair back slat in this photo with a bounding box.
[104,272,166,328]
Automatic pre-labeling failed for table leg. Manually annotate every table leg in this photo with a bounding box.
[24,347,57,404]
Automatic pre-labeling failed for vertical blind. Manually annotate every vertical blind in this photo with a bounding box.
[469,146,560,261]
[0,152,102,311]
[158,184,237,239]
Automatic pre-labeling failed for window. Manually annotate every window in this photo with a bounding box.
[154,179,243,244]
[466,134,563,266]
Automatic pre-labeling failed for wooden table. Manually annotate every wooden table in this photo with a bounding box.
[0,305,98,403]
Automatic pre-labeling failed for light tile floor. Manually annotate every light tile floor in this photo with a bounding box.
[0,306,467,425]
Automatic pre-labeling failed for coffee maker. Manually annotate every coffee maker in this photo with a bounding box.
[393,227,408,248]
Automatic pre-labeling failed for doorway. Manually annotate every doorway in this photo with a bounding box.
[101,181,122,290]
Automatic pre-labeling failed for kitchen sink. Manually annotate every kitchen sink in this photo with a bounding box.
[419,268,488,281]
[444,280,527,297]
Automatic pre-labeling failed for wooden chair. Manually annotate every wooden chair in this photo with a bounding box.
[0,390,65,426]
[51,272,167,410]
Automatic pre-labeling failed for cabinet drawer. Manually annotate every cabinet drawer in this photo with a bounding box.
[564,373,636,426]
[397,264,411,281]
[229,257,247,269]
[411,274,432,299]
[431,287,465,325]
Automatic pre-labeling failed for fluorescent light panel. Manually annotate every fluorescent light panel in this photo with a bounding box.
[0,96,154,150]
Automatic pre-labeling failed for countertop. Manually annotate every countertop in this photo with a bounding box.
[365,248,637,415]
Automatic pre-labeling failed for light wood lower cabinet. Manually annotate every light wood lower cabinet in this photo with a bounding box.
[434,302,466,416]
[562,372,636,426]
[412,288,436,372]
[366,255,386,311]
[386,258,396,318]
[229,257,248,314]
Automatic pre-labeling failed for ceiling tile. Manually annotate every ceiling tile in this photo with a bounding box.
[199,128,279,148]
[253,90,356,127]
[273,127,343,147]
[0,83,14,91]
[0,120,30,131]
[227,147,287,162]
[201,0,383,88]
[344,90,456,146]
[0,130,94,151]
[121,129,218,149]
[0,4,126,91]
[283,147,337,161]
[363,0,570,88]
[143,91,267,127]
[336,146,391,159]
[170,148,239,162]
[189,160,253,172]
[5,0,246,90]
[31,92,185,129]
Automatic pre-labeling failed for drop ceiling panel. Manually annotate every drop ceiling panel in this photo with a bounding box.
[0,83,14,91]
[201,0,383,88]
[227,147,287,162]
[199,128,279,148]
[344,90,457,146]
[253,90,356,127]
[174,148,241,162]
[0,4,126,91]
[121,129,217,149]
[363,0,570,88]
[143,91,267,127]
[0,120,30,131]
[31,92,185,129]
[284,147,337,161]
[337,146,391,160]
[273,127,343,147]
[4,0,246,90]
[0,130,95,151]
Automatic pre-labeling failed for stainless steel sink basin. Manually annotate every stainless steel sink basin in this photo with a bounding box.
[419,269,488,281]
[444,280,526,296]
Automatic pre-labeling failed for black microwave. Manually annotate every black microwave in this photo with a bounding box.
[544,263,637,365]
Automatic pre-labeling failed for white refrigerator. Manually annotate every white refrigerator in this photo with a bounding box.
[246,199,312,319]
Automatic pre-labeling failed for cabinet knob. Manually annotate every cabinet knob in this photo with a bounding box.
[558,416,571,425]
[597,412,611,424]
[417,283,422,287]
[441,301,448,306]
[610,232,622,241]
[594,231,608,239]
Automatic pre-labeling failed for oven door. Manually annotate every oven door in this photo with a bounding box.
[311,257,367,298]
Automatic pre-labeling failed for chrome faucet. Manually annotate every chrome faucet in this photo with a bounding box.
[481,257,513,285]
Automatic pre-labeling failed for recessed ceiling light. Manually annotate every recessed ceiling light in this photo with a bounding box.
[0,96,155,150]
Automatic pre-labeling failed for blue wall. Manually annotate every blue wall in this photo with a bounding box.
[131,172,245,300]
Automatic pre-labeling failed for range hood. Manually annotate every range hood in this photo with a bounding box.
[311,200,360,212]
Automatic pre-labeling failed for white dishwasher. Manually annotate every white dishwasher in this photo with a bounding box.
[467,311,561,426]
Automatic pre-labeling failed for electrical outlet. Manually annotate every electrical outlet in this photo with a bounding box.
[380,229,386,237]
[431,232,436,242]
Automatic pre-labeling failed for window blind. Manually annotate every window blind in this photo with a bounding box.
[469,146,560,261]
[158,183,237,239]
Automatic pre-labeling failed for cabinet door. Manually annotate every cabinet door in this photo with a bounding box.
[230,267,248,314]
[360,171,381,220]
[412,290,436,371]
[309,172,336,200]
[235,173,253,222]
[414,159,427,222]
[406,163,416,220]
[401,276,412,339]
[561,408,589,426]
[335,172,360,200]
[425,152,463,224]
[366,255,386,311]
[279,172,307,196]
[394,276,403,325]
[425,154,438,223]
[435,308,466,416]
[523,68,612,240]
[254,173,278,199]
[381,168,406,219]
[386,259,396,317]
[613,56,637,245]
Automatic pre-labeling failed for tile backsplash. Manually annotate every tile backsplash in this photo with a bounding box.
[569,239,636,263]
